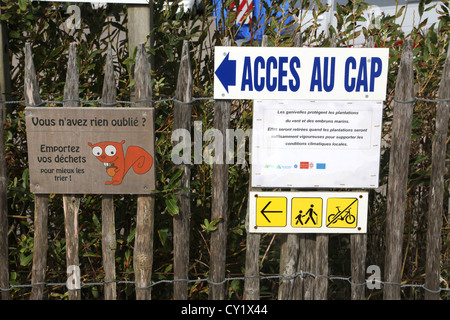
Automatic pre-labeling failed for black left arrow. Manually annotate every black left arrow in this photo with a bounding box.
[260,201,282,223]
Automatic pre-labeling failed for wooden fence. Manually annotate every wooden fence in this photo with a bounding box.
[0,37,448,300]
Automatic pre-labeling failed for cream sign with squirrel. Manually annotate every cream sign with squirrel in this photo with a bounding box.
[25,107,155,194]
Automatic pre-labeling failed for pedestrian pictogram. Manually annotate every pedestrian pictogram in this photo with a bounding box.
[255,197,287,227]
[291,198,322,228]
[326,198,358,228]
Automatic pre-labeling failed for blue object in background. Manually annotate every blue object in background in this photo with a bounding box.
[213,0,295,44]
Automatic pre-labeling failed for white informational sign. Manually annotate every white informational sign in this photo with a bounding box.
[35,0,149,3]
[214,46,389,101]
[248,191,368,234]
[251,100,383,188]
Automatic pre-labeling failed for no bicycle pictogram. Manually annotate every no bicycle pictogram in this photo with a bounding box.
[326,198,358,228]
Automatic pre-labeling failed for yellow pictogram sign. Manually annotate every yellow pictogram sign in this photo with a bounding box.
[256,197,287,227]
[291,198,322,228]
[326,198,358,228]
[249,191,367,234]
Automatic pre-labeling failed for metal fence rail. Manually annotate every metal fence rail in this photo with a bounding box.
[2,95,450,107]
[1,271,448,295]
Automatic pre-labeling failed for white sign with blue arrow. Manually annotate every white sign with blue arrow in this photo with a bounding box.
[214,46,389,101]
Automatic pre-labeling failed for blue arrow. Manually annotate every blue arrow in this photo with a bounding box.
[215,53,236,93]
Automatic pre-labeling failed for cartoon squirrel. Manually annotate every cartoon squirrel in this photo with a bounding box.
[88,140,153,185]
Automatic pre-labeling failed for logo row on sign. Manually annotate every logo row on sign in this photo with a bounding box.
[248,191,368,234]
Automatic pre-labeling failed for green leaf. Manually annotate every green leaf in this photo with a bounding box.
[20,252,33,266]
[396,6,406,19]
[127,229,136,243]
[18,0,27,11]
[9,30,21,39]
[230,279,240,291]
[412,155,428,165]
[428,27,437,44]
[419,1,424,17]
[92,213,100,228]
[158,228,169,246]
[0,13,12,21]
[168,168,184,186]
[336,4,343,17]
[91,286,99,298]
[88,49,102,60]
[22,169,29,189]
[200,219,209,231]
[163,264,173,273]
[201,218,220,232]
[125,249,131,263]
[165,197,179,216]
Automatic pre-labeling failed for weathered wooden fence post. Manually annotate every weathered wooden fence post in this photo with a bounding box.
[278,33,301,301]
[384,39,414,300]
[425,44,449,300]
[101,45,117,300]
[0,53,8,301]
[278,233,300,299]
[0,7,12,111]
[173,40,193,300]
[133,43,155,300]
[314,233,328,300]
[291,34,330,301]
[312,35,338,301]
[243,34,268,301]
[350,37,374,301]
[63,43,81,300]
[297,235,316,299]
[26,43,50,300]
[209,37,231,300]
[350,223,367,300]
[0,11,8,298]
[293,236,304,299]
[243,216,261,300]
[128,4,153,72]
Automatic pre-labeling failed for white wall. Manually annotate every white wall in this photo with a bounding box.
[297,0,443,45]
